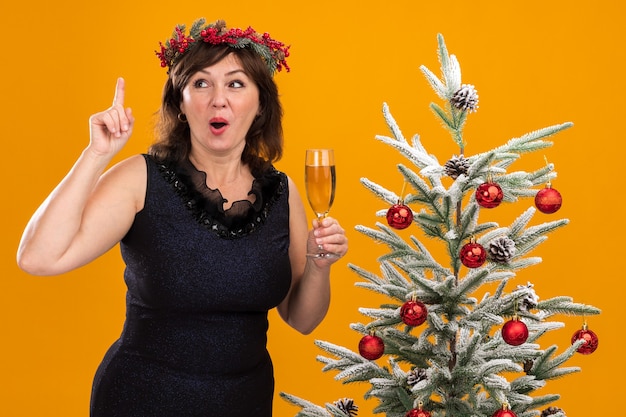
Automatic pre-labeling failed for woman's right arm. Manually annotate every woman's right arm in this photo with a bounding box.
[17,78,144,276]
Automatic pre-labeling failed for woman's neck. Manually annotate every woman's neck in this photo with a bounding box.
[188,152,251,191]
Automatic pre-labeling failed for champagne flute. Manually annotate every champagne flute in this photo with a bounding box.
[305,149,338,258]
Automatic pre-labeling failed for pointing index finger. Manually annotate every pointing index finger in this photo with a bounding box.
[112,77,126,107]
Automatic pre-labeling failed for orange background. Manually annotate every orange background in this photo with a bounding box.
[1,1,622,416]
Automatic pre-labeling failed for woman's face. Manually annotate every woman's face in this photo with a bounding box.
[180,53,260,157]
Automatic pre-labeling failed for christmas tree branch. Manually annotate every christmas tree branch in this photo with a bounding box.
[504,123,573,152]
[509,375,546,394]
[398,165,451,226]
[523,395,563,415]
[453,269,491,298]
[360,177,405,206]
[354,223,415,251]
[359,306,403,328]
[429,103,456,133]
[279,392,333,416]
[536,297,601,316]
[381,102,409,144]
[528,342,582,381]
[376,119,440,171]
[420,63,447,101]
[375,132,443,188]
[351,263,414,302]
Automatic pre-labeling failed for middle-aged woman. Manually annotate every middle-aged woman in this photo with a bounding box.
[17,18,348,416]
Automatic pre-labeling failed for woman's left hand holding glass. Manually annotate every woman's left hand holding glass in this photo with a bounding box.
[308,216,348,264]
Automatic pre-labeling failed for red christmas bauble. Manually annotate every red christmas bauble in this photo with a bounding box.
[459,242,487,268]
[571,327,599,354]
[475,182,504,208]
[358,334,385,360]
[406,408,431,417]
[502,318,529,346]
[535,186,562,214]
[400,300,428,327]
[492,407,517,417]
[386,203,414,229]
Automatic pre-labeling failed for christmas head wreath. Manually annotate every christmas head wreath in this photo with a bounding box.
[155,18,290,76]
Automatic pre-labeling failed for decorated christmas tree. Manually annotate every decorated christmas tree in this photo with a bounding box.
[281,34,600,417]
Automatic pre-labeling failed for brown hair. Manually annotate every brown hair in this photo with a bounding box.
[149,43,284,171]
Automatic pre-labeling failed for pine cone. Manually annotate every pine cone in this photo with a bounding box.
[406,368,428,386]
[450,84,479,112]
[488,237,516,263]
[334,398,358,416]
[541,406,565,417]
[444,154,470,179]
[523,359,534,374]
[515,282,539,311]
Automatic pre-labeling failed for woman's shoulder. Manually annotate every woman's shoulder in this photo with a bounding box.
[106,154,149,179]
[98,154,149,209]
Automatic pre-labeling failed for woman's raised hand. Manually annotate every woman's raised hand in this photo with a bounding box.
[88,77,135,157]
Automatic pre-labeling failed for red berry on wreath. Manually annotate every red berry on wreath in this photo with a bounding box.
[476,182,504,208]
[502,317,529,346]
[459,241,487,268]
[535,185,562,214]
[400,299,428,327]
[571,324,599,354]
[358,333,385,360]
[387,203,413,229]
[492,404,517,417]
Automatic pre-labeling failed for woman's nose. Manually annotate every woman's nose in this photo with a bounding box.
[210,87,227,108]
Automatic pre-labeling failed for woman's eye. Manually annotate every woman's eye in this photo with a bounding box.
[193,79,209,88]
[230,80,244,88]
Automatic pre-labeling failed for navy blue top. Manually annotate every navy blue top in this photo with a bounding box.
[90,155,292,416]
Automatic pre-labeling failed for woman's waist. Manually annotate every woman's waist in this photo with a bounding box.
[119,308,270,373]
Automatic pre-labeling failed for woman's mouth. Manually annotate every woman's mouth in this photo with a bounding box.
[209,118,229,134]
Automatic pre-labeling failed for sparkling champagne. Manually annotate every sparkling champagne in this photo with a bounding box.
[305,165,336,217]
